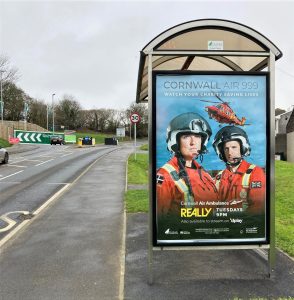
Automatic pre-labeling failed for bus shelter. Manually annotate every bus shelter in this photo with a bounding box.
[136,19,282,282]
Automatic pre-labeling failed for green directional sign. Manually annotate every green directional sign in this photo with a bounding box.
[14,130,65,144]
[64,134,76,143]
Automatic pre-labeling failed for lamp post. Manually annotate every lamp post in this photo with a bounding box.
[52,93,55,134]
[0,70,4,124]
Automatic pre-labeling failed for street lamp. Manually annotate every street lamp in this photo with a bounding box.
[52,93,55,134]
[0,70,4,124]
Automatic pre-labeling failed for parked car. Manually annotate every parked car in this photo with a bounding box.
[50,136,64,145]
[0,146,9,164]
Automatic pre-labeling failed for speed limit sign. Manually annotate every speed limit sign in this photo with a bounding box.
[130,112,141,124]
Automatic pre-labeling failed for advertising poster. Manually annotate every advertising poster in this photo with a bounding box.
[153,71,269,246]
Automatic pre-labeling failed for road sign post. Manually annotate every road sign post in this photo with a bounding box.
[130,112,141,160]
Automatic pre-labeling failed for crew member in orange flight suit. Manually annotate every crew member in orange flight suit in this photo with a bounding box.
[212,126,266,214]
[156,112,218,216]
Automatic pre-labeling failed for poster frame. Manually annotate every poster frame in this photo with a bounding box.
[151,70,271,247]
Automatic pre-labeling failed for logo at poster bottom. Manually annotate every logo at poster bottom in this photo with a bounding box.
[165,228,178,235]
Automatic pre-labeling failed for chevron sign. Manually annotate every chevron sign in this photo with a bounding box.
[14,130,64,144]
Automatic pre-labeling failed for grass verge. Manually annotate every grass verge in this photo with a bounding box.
[139,144,148,151]
[75,132,131,144]
[128,153,148,184]
[0,138,11,148]
[125,153,148,213]
[125,190,149,213]
[275,160,294,257]
[124,155,294,257]
[75,132,113,144]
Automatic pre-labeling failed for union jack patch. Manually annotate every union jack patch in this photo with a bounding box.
[251,181,262,188]
[156,174,164,185]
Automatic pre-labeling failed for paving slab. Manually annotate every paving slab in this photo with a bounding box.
[124,213,294,300]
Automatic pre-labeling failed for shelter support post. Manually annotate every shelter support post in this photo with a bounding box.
[268,51,276,277]
[148,52,154,285]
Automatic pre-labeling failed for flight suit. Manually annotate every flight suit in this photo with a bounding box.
[215,159,266,214]
[156,156,219,216]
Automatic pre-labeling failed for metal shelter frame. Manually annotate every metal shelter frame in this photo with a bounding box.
[136,19,283,283]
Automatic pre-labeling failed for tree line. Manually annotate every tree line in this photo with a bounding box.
[0,55,148,137]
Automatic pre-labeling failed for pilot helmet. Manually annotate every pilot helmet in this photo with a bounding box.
[166,112,212,154]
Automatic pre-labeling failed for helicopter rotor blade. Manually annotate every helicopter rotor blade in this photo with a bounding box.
[199,100,220,104]
[213,93,225,103]
[210,90,232,106]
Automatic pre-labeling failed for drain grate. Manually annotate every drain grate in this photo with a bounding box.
[17,213,34,221]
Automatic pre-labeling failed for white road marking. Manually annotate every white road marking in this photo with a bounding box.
[47,182,70,185]
[0,211,30,233]
[35,159,54,166]
[33,184,71,215]
[61,152,73,157]
[0,170,24,181]
[0,219,31,248]
[0,148,119,249]
[9,159,26,163]
[24,159,43,162]
[6,164,27,168]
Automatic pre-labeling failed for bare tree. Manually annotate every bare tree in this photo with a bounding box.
[126,102,148,137]
[0,55,20,82]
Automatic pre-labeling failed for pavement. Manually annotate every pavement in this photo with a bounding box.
[1,142,294,300]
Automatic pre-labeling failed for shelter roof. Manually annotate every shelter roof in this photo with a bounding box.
[136,19,282,103]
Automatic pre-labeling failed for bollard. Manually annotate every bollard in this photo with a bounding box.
[78,138,83,148]
[92,137,95,147]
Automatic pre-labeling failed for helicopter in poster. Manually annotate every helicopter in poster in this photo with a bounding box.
[198,93,250,127]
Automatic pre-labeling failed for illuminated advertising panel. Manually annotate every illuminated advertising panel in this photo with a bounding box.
[153,71,269,246]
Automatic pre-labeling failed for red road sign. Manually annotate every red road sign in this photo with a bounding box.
[130,112,141,124]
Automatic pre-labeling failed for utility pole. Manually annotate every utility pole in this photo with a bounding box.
[0,70,4,124]
[52,93,55,134]
[46,104,49,131]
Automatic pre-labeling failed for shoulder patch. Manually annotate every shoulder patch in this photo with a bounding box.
[156,174,164,185]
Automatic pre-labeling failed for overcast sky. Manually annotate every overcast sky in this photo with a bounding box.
[0,0,293,110]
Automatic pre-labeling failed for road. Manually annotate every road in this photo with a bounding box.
[0,144,118,241]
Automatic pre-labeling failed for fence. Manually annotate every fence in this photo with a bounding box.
[0,121,47,140]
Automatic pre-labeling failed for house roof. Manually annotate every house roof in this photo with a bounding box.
[286,109,294,134]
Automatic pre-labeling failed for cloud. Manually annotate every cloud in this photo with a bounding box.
[1,1,293,110]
